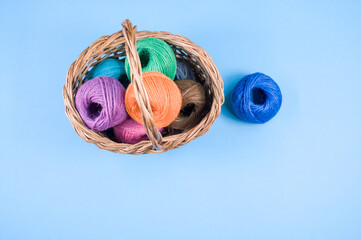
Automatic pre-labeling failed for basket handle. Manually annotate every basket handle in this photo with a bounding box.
[121,19,164,151]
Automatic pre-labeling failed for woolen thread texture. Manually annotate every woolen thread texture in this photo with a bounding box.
[125,71,182,128]
[169,79,206,130]
[231,72,282,123]
[114,118,164,144]
[125,38,177,80]
[85,58,129,88]
[175,60,197,81]
[75,76,127,131]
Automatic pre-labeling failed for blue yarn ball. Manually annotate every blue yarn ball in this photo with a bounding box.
[231,72,282,123]
[175,60,197,81]
[85,58,129,88]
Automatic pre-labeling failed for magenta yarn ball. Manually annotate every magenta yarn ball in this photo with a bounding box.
[113,118,164,144]
[75,76,127,131]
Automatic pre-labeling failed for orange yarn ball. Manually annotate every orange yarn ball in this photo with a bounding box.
[125,71,182,128]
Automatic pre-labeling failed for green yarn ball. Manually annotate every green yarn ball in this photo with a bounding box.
[125,38,177,81]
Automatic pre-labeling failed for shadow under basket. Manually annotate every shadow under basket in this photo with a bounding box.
[63,19,224,154]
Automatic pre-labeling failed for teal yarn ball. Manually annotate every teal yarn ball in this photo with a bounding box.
[125,38,177,80]
[85,58,129,88]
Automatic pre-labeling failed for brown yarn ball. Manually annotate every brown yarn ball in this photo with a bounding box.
[169,79,207,130]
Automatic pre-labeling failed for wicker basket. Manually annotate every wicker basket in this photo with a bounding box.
[63,20,224,154]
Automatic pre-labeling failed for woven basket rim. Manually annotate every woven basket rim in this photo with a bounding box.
[63,19,224,154]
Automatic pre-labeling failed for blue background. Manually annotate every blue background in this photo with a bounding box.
[1,0,361,239]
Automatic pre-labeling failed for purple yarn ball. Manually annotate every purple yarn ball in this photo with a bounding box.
[75,76,127,131]
[113,118,164,144]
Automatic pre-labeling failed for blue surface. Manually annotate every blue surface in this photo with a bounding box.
[1,0,361,239]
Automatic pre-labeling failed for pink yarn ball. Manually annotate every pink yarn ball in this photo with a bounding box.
[75,76,127,131]
[113,118,164,144]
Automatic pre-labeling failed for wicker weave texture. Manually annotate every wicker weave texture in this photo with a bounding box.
[63,20,224,154]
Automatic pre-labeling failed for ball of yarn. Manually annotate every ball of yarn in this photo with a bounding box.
[125,71,182,128]
[169,79,207,130]
[231,72,282,123]
[75,76,127,131]
[175,59,197,81]
[114,118,164,144]
[125,38,177,80]
[85,58,129,88]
